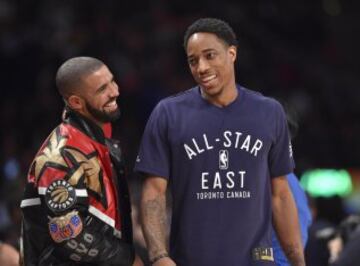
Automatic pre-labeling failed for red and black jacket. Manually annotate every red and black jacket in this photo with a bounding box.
[20,110,134,266]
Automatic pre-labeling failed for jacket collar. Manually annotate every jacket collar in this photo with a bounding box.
[63,107,106,145]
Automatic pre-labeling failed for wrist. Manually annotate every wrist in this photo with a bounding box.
[150,253,169,265]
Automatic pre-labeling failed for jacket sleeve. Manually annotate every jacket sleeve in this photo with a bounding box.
[21,141,134,265]
[38,211,134,266]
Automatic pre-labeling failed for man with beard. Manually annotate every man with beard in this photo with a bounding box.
[20,57,140,266]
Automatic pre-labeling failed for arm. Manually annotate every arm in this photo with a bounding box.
[21,170,134,265]
[21,188,134,266]
[0,242,19,266]
[272,175,305,266]
[132,254,144,266]
[140,176,176,266]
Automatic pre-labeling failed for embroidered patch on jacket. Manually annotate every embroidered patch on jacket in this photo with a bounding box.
[252,247,274,262]
[45,180,77,212]
[49,210,83,243]
[33,127,107,208]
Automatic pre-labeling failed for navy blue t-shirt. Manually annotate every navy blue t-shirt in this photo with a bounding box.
[134,86,294,266]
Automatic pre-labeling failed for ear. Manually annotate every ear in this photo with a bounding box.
[228,45,237,63]
[67,95,84,111]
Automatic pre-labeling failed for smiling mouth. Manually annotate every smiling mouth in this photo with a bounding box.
[104,100,118,110]
[200,74,217,84]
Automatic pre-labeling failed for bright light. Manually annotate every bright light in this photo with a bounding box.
[300,169,352,197]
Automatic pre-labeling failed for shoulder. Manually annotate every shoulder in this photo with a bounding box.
[156,87,197,110]
[31,123,99,184]
[147,87,197,121]
[241,86,284,115]
[242,86,282,109]
[34,123,99,160]
[145,88,197,128]
[60,123,101,154]
[34,123,98,162]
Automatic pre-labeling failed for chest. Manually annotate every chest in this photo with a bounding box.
[167,107,275,161]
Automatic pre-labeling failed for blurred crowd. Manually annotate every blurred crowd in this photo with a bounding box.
[0,0,359,265]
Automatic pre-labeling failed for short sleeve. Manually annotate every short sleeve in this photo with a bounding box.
[268,101,295,177]
[134,101,170,179]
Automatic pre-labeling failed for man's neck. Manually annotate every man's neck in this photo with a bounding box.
[201,84,238,107]
[73,108,104,128]
[64,109,106,144]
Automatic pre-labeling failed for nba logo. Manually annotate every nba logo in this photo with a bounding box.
[219,150,229,170]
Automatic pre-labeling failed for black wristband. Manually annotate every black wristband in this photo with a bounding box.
[150,253,169,265]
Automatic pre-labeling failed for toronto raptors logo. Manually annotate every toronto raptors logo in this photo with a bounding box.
[45,180,76,212]
[219,150,229,170]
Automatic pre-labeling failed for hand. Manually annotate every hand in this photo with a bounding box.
[153,257,176,266]
[0,243,19,266]
[328,236,343,264]
[132,254,144,266]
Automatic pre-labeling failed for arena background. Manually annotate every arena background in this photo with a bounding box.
[0,0,359,264]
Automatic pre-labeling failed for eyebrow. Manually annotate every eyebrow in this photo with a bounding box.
[202,48,216,53]
[187,48,216,59]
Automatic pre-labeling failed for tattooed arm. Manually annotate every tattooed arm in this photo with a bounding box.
[272,175,305,266]
[141,176,176,266]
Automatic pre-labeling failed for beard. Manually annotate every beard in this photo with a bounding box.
[85,100,121,123]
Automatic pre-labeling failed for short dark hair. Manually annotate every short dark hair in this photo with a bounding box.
[183,18,238,49]
[56,56,105,98]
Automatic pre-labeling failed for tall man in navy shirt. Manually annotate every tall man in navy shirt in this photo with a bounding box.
[134,18,305,266]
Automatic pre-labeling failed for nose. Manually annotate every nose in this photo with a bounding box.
[109,81,119,97]
[197,57,210,74]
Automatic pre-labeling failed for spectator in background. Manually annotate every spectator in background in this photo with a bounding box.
[305,196,346,266]
[329,215,360,266]
[272,106,312,265]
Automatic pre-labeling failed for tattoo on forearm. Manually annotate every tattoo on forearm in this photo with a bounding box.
[284,244,305,266]
[141,194,168,258]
